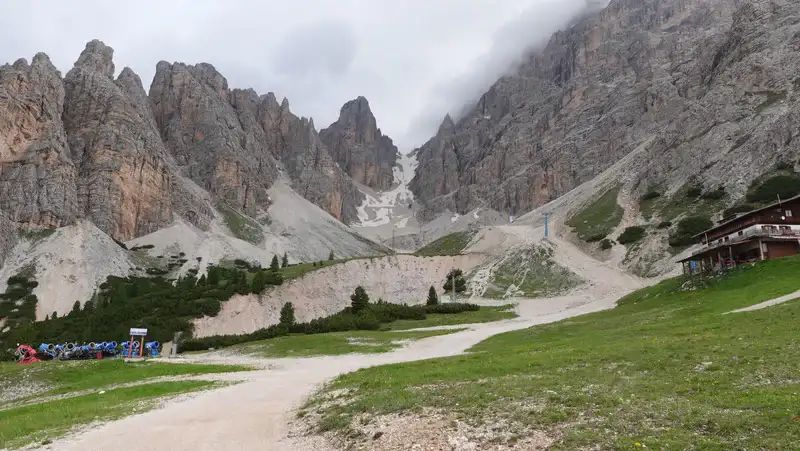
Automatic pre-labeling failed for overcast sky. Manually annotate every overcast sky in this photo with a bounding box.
[0,0,593,150]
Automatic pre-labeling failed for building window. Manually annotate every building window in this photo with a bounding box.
[786,210,793,217]
[738,231,744,236]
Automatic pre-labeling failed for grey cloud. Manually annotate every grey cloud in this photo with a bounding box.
[401,0,601,149]
[273,21,358,78]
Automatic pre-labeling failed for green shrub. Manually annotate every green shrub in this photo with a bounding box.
[686,186,703,198]
[600,239,613,250]
[657,221,673,229]
[425,303,480,314]
[640,191,661,201]
[723,203,755,218]
[180,302,482,352]
[669,216,713,247]
[617,226,646,245]
[701,187,726,200]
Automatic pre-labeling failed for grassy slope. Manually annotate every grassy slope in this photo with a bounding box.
[229,329,464,358]
[309,256,800,449]
[566,186,624,241]
[414,231,477,257]
[0,360,249,403]
[387,305,517,331]
[0,381,216,448]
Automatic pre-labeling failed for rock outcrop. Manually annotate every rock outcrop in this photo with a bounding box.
[0,211,17,268]
[149,63,363,223]
[63,40,177,239]
[229,91,364,223]
[320,96,399,190]
[410,0,771,220]
[0,54,79,229]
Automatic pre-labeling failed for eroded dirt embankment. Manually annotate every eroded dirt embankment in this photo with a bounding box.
[193,254,486,337]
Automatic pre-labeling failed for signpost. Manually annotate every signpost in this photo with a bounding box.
[128,328,148,359]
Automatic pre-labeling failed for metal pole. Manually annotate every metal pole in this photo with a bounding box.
[451,267,455,303]
[545,213,549,238]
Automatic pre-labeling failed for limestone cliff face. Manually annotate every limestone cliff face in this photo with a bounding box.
[63,40,176,239]
[149,61,278,217]
[229,91,364,223]
[320,97,399,191]
[0,54,78,229]
[149,63,362,223]
[411,0,759,220]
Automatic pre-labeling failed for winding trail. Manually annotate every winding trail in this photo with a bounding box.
[49,235,646,451]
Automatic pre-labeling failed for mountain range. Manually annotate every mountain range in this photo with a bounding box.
[2,0,800,319]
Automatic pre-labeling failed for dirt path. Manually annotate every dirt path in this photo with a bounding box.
[724,290,800,314]
[48,236,645,451]
[47,295,621,451]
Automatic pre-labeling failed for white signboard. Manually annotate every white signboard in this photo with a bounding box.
[130,328,148,336]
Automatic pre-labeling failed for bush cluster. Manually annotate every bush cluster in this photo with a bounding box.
[640,191,661,202]
[0,262,290,358]
[617,226,646,245]
[668,216,713,247]
[746,174,800,204]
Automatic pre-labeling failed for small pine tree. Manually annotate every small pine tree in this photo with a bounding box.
[426,286,439,306]
[44,314,50,321]
[282,252,289,268]
[251,271,267,294]
[83,300,94,312]
[442,269,467,296]
[270,255,280,271]
[328,250,335,261]
[207,266,220,286]
[197,274,207,286]
[280,302,295,328]
[350,286,370,313]
[51,311,58,320]
[70,301,81,316]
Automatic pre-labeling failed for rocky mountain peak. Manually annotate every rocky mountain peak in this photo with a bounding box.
[319,96,399,190]
[73,39,115,77]
[0,49,77,229]
[437,114,456,136]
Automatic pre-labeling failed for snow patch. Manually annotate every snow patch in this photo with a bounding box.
[357,152,417,228]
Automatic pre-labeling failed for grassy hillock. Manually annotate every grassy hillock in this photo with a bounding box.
[414,231,477,256]
[567,186,624,242]
[307,256,800,449]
